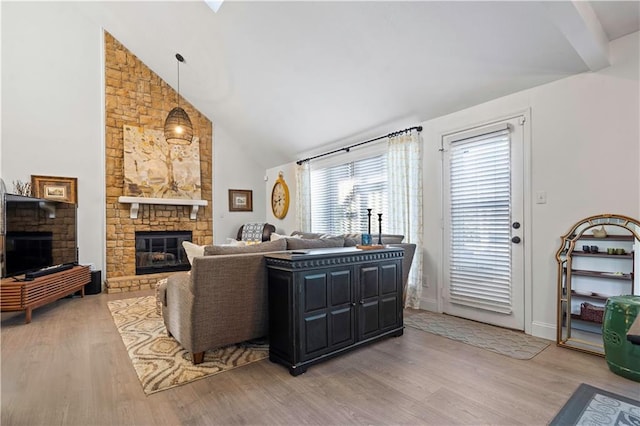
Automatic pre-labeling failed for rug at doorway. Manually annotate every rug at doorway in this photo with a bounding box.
[107,296,268,395]
[549,383,640,425]
[404,310,550,359]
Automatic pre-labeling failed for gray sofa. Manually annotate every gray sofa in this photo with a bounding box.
[159,235,416,364]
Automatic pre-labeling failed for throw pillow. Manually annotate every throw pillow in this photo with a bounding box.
[204,238,287,255]
[182,241,206,265]
[270,232,302,241]
[290,231,336,239]
[286,237,345,250]
[380,234,405,244]
[240,222,267,241]
[223,238,247,246]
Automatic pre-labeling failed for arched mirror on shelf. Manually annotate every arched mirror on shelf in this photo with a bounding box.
[556,214,640,355]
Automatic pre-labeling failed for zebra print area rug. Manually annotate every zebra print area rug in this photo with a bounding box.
[107,296,268,395]
[404,310,550,359]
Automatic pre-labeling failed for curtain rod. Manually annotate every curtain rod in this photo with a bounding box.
[296,125,423,165]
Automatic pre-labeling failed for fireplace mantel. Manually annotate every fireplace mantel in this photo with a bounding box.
[118,196,208,220]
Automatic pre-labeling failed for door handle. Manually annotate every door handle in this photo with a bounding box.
[511,236,521,244]
[512,222,521,229]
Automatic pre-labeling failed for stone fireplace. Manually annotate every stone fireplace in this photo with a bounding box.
[104,32,213,293]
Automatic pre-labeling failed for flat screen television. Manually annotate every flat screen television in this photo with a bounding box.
[1,194,78,278]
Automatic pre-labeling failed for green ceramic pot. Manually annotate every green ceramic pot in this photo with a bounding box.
[603,295,640,382]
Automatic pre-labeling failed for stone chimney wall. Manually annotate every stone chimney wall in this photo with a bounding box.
[104,32,213,293]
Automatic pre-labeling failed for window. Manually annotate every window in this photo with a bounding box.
[310,154,389,235]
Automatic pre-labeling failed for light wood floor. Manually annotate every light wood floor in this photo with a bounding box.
[2,290,639,426]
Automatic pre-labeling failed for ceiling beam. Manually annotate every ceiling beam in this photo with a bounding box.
[542,1,610,71]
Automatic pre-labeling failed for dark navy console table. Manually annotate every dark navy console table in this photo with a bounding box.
[265,247,404,376]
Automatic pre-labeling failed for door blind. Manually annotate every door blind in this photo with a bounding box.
[448,129,512,313]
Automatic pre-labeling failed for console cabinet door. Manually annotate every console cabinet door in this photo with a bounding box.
[298,267,355,361]
[358,260,402,340]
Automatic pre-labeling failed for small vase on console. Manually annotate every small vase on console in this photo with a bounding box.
[361,208,373,246]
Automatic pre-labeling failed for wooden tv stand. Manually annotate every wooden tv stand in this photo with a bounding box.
[1,265,91,323]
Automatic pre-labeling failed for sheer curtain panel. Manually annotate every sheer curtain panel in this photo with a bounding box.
[388,130,424,308]
[296,162,311,232]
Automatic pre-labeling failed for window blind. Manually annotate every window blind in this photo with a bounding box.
[310,154,388,235]
[448,129,513,313]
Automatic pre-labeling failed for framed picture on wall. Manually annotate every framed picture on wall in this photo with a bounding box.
[31,175,78,205]
[228,189,253,212]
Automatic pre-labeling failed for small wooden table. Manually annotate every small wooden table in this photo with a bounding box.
[1,266,91,323]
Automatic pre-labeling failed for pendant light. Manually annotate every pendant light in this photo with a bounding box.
[164,53,193,145]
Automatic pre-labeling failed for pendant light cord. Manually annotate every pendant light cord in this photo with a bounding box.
[175,53,185,108]
[177,60,179,107]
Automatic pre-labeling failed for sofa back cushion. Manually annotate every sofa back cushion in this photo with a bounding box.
[286,237,345,250]
[289,231,405,245]
[203,238,286,255]
[187,252,271,346]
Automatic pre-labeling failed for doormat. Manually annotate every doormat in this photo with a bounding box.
[549,383,640,425]
[404,310,550,359]
[107,296,268,395]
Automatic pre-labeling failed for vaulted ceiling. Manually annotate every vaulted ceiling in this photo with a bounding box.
[75,1,639,168]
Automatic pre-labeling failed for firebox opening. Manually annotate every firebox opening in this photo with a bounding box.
[135,231,192,275]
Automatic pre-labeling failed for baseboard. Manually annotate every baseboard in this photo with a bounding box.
[531,320,556,341]
[418,297,439,312]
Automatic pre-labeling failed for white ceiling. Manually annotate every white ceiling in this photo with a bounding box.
[590,0,640,40]
[76,1,640,168]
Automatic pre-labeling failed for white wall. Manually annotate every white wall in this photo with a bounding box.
[423,31,639,340]
[213,124,268,244]
[1,2,267,271]
[269,31,639,340]
[1,2,105,270]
